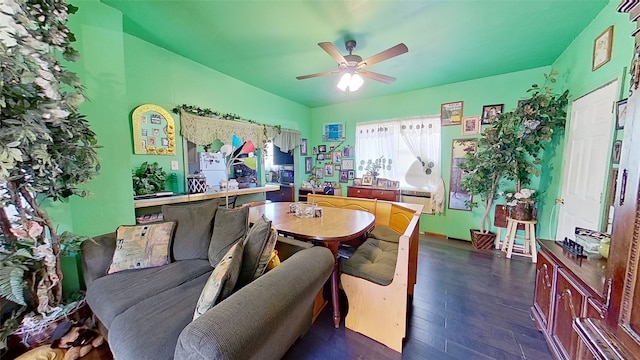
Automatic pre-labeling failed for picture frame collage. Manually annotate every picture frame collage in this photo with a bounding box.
[305,143,355,182]
[440,100,507,136]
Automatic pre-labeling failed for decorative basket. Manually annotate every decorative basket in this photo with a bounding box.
[187,176,207,194]
[470,229,496,250]
[509,202,535,221]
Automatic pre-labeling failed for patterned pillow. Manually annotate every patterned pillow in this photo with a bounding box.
[108,222,176,274]
[193,241,244,320]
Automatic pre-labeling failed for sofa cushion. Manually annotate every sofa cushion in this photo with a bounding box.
[162,199,220,261]
[369,225,402,243]
[108,222,176,274]
[194,241,244,320]
[108,271,211,360]
[237,215,275,286]
[208,206,249,267]
[87,259,212,328]
[340,238,398,286]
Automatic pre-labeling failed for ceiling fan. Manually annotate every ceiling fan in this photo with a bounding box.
[296,40,408,91]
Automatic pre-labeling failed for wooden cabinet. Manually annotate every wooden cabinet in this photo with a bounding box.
[266,184,294,202]
[531,241,608,360]
[347,186,399,201]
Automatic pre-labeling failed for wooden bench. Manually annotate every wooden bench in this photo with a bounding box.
[307,194,422,352]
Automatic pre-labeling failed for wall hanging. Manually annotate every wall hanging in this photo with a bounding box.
[132,104,176,155]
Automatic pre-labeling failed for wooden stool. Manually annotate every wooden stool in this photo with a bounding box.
[502,217,537,263]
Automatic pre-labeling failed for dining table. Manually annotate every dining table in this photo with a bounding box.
[248,202,376,328]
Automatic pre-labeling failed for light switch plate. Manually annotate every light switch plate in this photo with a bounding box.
[171,160,179,170]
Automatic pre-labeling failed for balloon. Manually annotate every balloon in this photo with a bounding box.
[242,140,256,154]
[231,134,243,148]
[242,157,257,170]
[220,144,233,156]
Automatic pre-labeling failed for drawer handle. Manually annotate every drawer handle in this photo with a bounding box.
[540,263,551,288]
[619,169,628,206]
[561,288,578,319]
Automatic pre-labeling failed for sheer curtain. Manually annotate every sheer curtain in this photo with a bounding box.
[355,120,399,180]
[399,115,445,212]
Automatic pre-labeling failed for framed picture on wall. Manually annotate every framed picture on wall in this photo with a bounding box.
[612,140,622,164]
[462,116,481,135]
[343,146,354,158]
[616,98,628,130]
[332,151,342,164]
[318,144,327,153]
[480,104,504,125]
[322,123,345,142]
[339,171,349,183]
[348,170,355,180]
[324,164,334,177]
[300,138,308,156]
[592,25,613,71]
[342,159,354,170]
[305,157,312,174]
[315,167,324,179]
[441,101,463,126]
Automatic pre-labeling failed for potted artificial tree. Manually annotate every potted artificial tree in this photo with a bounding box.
[461,71,569,249]
[0,0,100,351]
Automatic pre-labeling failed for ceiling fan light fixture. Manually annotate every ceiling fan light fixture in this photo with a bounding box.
[336,72,364,92]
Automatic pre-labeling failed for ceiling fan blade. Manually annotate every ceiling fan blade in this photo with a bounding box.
[359,70,396,84]
[318,42,348,65]
[358,43,408,68]
[296,70,340,80]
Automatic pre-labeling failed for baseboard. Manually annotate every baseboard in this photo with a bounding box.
[422,231,446,239]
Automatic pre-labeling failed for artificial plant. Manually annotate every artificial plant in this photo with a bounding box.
[461,70,569,233]
[0,0,99,346]
[132,162,167,196]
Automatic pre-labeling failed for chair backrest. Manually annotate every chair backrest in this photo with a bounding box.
[220,195,237,208]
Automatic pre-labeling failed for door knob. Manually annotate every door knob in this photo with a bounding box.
[555,198,565,204]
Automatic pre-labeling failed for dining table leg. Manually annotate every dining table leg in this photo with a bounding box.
[324,242,341,328]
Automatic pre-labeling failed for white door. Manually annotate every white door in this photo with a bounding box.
[556,81,618,241]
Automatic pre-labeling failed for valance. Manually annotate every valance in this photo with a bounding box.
[180,110,266,146]
[266,127,301,152]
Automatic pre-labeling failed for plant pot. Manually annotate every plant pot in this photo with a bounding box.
[509,202,535,221]
[470,229,496,250]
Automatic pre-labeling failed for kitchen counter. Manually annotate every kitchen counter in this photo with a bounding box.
[134,184,280,208]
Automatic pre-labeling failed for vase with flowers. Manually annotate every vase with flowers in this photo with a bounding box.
[504,188,538,221]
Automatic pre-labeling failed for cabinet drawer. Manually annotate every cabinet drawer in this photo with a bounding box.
[347,188,371,198]
[370,190,397,201]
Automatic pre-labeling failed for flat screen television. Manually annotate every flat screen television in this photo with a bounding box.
[273,145,294,165]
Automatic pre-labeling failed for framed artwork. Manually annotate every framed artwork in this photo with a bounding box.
[462,116,481,135]
[313,146,318,155]
[377,178,388,188]
[362,175,373,186]
[449,138,478,211]
[300,138,308,156]
[481,104,504,125]
[322,123,345,142]
[316,153,325,161]
[131,104,176,155]
[305,157,312,174]
[332,151,342,164]
[593,26,613,71]
[342,159,354,170]
[353,178,362,186]
[441,101,464,126]
[324,164,334,177]
[334,165,341,171]
[612,140,622,164]
[348,170,355,180]
[339,170,349,183]
[318,144,327,153]
[616,98,628,130]
[330,145,335,151]
[343,146,354,158]
[315,167,324,179]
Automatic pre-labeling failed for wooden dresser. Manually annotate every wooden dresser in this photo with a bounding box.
[346,185,399,202]
[539,3,640,358]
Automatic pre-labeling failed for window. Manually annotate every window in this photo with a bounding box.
[355,115,441,190]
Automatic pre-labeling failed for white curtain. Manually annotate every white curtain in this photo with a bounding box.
[399,115,445,212]
[355,120,399,180]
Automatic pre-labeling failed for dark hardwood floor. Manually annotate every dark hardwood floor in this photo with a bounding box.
[283,235,553,360]
[41,235,551,360]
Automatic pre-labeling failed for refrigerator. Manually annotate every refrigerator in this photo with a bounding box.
[198,152,227,192]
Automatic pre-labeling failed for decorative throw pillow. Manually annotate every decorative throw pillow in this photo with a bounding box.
[162,198,220,261]
[208,206,250,267]
[193,241,244,320]
[370,225,402,243]
[237,215,278,286]
[108,222,176,274]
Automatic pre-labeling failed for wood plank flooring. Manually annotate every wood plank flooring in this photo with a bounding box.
[282,235,553,360]
[32,235,551,360]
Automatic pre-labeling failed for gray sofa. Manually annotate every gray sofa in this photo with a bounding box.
[81,203,333,360]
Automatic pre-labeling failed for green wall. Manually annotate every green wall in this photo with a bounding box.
[309,0,634,241]
[64,0,310,236]
[62,0,632,243]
